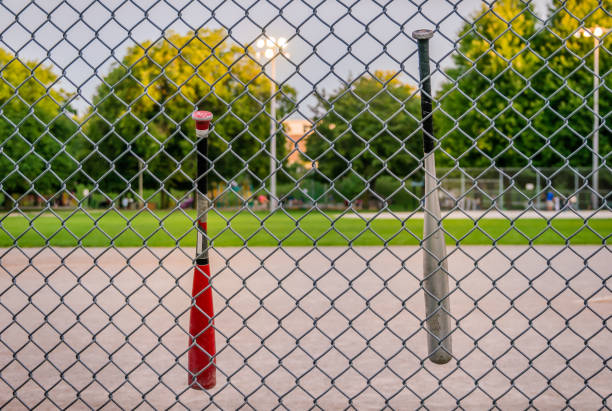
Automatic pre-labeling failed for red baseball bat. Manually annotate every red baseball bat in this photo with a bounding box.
[188,110,216,389]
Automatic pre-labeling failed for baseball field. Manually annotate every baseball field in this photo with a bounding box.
[1,209,610,247]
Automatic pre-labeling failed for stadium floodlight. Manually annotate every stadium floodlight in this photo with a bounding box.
[574,26,608,209]
[255,36,290,211]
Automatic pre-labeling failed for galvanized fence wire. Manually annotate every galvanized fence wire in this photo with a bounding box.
[0,0,611,409]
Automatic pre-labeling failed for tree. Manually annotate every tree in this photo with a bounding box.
[82,29,294,206]
[306,71,422,202]
[531,0,611,169]
[0,48,77,208]
[436,0,542,169]
[437,0,610,170]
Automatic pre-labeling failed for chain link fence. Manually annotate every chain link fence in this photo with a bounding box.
[1,0,610,408]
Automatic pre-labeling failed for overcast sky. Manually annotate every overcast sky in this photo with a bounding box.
[0,0,550,118]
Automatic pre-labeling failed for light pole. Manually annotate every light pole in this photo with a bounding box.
[574,26,608,210]
[255,36,289,211]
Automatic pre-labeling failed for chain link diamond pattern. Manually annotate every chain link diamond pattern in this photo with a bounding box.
[0,0,610,408]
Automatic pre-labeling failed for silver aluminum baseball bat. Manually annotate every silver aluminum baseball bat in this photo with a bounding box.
[413,29,452,364]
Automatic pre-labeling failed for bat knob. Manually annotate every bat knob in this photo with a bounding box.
[412,29,434,40]
[192,110,213,131]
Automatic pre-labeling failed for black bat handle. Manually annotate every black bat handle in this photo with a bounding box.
[413,29,435,154]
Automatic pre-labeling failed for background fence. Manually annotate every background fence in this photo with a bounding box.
[0,0,610,409]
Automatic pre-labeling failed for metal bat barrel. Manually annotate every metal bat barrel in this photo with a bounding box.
[188,110,217,389]
[413,29,453,365]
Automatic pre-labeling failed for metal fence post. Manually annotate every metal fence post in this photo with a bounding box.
[498,172,504,210]
[536,172,541,209]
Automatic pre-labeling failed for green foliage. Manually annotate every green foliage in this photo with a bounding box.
[277,177,332,205]
[437,0,542,167]
[334,173,366,201]
[532,0,612,167]
[374,175,419,210]
[0,48,77,204]
[307,71,422,188]
[82,29,295,198]
[437,0,611,168]
[374,175,400,199]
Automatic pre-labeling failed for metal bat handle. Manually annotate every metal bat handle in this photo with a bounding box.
[413,29,453,364]
[188,110,217,389]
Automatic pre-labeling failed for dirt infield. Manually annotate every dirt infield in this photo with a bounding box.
[1,246,610,409]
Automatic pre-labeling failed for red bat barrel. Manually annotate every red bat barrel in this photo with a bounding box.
[188,110,216,389]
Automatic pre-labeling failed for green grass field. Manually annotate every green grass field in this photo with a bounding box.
[1,209,609,247]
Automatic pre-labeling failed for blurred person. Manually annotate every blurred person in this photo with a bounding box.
[546,191,554,211]
[258,194,268,207]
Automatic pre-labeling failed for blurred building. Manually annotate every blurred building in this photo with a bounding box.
[283,119,314,167]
